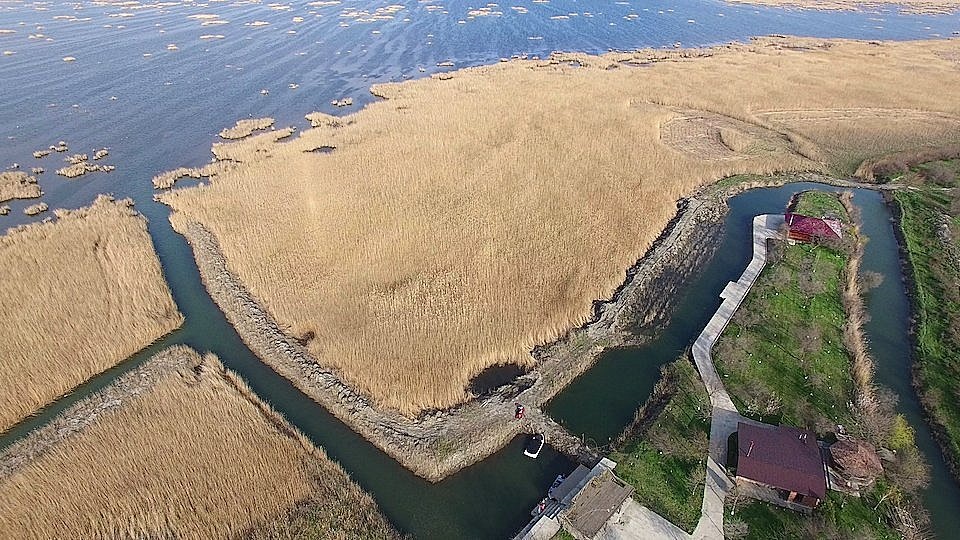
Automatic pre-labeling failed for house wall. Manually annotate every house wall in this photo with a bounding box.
[735,476,818,515]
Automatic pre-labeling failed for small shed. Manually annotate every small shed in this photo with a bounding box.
[561,470,634,539]
[785,212,843,244]
[735,422,828,513]
[828,437,883,490]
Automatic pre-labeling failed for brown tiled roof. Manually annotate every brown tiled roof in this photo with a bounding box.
[830,438,883,478]
[737,422,827,500]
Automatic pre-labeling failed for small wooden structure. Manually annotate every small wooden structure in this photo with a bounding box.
[561,469,634,539]
[785,212,843,244]
[828,437,883,492]
[735,422,828,513]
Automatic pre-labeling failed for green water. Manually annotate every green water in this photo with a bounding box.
[4,183,959,538]
[548,183,960,538]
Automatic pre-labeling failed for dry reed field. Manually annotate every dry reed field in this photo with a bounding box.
[0,195,182,431]
[0,171,41,202]
[725,0,960,14]
[219,117,275,139]
[0,346,399,540]
[160,37,960,417]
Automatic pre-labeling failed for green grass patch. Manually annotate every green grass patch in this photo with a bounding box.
[894,169,960,477]
[727,490,898,540]
[609,359,711,533]
[712,174,769,192]
[714,238,855,433]
[793,190,847,219]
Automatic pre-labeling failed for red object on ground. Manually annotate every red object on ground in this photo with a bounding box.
[785,212,842,243]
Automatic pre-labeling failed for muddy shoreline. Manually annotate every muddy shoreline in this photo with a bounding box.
[884,191,960,483]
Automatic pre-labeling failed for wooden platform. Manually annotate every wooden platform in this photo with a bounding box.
[563,470,634,539]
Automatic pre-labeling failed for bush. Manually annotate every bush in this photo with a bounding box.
[888,414,916,451]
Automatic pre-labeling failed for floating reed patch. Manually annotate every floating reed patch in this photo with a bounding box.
[152,161,237,189]
[219,117,275,140]
[0,195,182,431]
[23,202,48,215]
[305,111,350,128]
[0,171,41,202]
[161,37,960,417]
[55,161,115,178]
[210,127,296,162]
[724,0,960,15]
[0,346,399,540]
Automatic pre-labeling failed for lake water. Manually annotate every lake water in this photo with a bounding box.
[2,1,959,538]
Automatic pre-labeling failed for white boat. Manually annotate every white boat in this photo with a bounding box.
[523,433,544,458]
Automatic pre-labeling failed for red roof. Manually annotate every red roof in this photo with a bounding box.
[737,422,827,501]
[785,213,842,242]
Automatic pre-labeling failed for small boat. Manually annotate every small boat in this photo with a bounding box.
[524,433,544,458]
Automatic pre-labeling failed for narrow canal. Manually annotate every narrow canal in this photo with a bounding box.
[548,182,960,538]
[5,182,960,538]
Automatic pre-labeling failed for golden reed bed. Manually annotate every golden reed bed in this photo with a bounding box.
[0,195,182,431]
[725,0,960,15]
[160,37,960,418]
[0,346,399,540]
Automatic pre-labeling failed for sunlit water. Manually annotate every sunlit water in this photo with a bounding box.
[2,1,959,537]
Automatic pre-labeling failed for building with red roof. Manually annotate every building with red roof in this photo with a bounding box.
[735,422,828,513]
[785,212,843,244]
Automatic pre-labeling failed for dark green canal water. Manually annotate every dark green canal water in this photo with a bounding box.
[5,182,960,538]
[548,183,960,538]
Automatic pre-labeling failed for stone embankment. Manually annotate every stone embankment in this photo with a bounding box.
[166,181,734,481]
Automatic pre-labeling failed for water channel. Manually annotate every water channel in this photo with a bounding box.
[2,1,960,537]
[549,183,960,539]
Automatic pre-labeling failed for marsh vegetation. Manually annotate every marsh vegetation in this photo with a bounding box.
[724,0,960,15]
[219,117,275,139]
[0,346,400,540]
[0,195,182,431]
[159,37,960,418]
[0,171,41,202]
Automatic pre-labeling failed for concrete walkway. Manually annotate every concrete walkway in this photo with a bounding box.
[601,498,689,540]
[515,214,783,540]
[691,214,783,540]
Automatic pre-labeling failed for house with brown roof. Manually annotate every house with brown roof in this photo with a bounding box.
[734,422,828,514]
